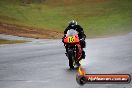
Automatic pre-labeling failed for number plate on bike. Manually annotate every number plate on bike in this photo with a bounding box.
[68,36,75,43]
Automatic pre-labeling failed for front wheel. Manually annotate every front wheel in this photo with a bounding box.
[69,59,74,69]
[68,50,75,69]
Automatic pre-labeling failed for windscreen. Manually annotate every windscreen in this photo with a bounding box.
[66,29,78,36]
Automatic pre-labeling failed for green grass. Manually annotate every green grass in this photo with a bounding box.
[0,39,28,44]
[0,0,132,37]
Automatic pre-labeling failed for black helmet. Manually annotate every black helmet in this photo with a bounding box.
[69,20,77,27]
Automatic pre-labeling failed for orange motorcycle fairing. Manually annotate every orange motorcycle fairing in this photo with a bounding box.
[64,35,80,44]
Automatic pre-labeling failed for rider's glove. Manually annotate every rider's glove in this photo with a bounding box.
[80,38,85,41]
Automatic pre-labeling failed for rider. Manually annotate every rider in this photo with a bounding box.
[63,20,86,59]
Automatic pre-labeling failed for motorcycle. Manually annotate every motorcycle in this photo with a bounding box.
[63,29,83,69]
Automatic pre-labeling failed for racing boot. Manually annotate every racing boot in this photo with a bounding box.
[81,50,85,59]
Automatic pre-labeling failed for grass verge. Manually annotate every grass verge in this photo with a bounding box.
[0,0,132,38]
[0,39,28,44]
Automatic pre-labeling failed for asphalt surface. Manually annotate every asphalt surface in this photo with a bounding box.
[0,33,132,88]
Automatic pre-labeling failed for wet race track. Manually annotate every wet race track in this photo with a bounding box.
[0,33,132,88]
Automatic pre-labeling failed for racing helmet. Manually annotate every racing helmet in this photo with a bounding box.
[69,20,77,27]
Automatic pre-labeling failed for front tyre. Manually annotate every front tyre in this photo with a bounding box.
[67,50,74,69]
[69,59,74,69]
